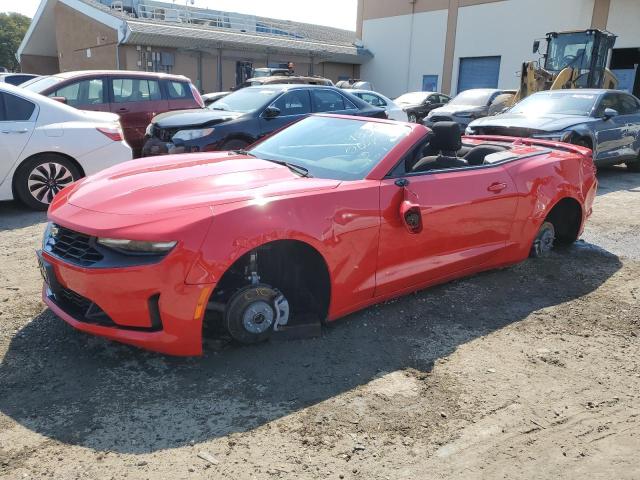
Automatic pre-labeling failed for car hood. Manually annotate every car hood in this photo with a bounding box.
[469,113,593,131]
[153,109,246,128]
[430,105,485,115]
[66,152,341,215]
[396,101,422,110]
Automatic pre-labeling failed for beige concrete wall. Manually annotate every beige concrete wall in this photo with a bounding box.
[321,62,358,82]
[54,2,119,71]
[20,54,60,74]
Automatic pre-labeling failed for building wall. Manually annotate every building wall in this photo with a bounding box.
[607,0,638,48]
[451,0,595,93]
[20,54,59,75]
[54,2,119,71]
[361,9,447,98]
[359,0,640,98]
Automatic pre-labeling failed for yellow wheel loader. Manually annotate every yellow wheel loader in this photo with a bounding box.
[513,29,618,104]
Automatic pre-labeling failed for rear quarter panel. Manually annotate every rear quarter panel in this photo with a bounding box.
[503,148,596,260]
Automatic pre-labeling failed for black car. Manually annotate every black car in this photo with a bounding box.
[142,85,386,156]
[394,91,451,123]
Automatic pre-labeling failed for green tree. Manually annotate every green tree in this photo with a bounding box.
[0,12,31,72]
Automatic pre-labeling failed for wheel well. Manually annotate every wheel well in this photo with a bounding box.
[545,197,583,244]
[569,133,592,149]
[11,152,85,198]
[208,240,331,324]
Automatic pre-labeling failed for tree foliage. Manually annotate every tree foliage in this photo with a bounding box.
[0,12,31,72]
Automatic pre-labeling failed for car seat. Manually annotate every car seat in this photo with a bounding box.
[412,122,469,172]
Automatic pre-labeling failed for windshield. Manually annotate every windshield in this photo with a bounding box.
[22,75,63,92]
[449,89,495,106]
[249,116,411,180]
[545,32,594,72]
[510,91,598,116]
[209,88,280,112]
[395,92,430,104]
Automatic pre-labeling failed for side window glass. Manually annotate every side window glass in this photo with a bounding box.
[2,93,35,121]
[51,82,81,106]
[271,90,311,116]
[595,94,618,116]
[167,81,190,99]
[618,95,639,115]
[342,95,357,110]
[112,78,162,103]
[51,79,103,107]
[312,90,346,112]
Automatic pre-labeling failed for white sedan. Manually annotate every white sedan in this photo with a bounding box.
[0,83,132,210]
[348,89,409,122]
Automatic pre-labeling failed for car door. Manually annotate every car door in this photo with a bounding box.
[592,92,636,164]
[375,155,518,297]
[311,88,359,116]
[258,89,311,138]
[48,77,107,113]
[109,76,168,155]
[0,92,36,186]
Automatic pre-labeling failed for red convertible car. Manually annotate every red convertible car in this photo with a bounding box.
[38,117,597,356]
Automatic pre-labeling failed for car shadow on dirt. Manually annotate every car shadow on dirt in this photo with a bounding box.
[596,166,640,196]
[0,242,622,454]
[0,201,46,231]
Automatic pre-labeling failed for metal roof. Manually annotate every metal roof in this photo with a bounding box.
[83,0,371,63]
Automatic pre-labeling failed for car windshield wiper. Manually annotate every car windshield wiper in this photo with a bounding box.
[231,149,256,157]
[262,158,313,178]
[211,106,228,111]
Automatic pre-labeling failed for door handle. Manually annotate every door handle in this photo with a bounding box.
[1,128,28,134]
[487,182,507,193]
[117,107,130,113]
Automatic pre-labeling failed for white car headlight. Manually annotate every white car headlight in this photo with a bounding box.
[465,126,476,135]
[97,238,177,254]
[172,128,214,142]
[145,123,154,137]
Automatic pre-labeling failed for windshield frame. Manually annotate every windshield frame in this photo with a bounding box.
[449,89,497,107]
[509,91,600,117]
[247,115,413,181]
[208,87,283,113]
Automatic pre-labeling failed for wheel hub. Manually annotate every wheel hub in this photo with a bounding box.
[242,300,275,334]
[27,162,73,204]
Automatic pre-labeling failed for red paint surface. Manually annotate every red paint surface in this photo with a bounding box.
[43,117,597,355]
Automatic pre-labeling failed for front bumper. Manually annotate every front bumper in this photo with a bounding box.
[38,249,214,356]
[141,135,221,158]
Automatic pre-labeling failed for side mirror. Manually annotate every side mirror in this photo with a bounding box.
[400,200,422,234]
[532,40,540,54]
[603,108,619,120]
[51,96,67,104]
[263,106,281,119]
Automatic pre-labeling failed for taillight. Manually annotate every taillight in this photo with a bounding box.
[190,84,205,108]
[97,125,124,142]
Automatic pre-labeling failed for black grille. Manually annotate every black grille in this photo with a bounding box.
[48,225,103,267]
[154,127,179,142]
[429,116,452,123]
[53,286,116,327]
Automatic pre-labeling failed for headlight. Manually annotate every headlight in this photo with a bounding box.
[97,238,177,254]
[465,126,476,135]
[531,132,572,142]
[145,123,154,137]
[172,128,214,142]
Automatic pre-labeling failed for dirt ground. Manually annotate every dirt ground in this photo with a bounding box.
[0,167,639,480]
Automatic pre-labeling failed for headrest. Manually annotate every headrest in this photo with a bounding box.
[430,121,462,152]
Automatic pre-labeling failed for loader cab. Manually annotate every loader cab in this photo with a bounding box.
[540,29,617,88]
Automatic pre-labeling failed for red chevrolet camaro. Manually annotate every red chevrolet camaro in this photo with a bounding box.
[37,116,597,356]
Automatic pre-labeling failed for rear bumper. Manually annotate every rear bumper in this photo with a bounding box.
[40,250,214,356]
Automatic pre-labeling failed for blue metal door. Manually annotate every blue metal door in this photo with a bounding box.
[457,56,501,92]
